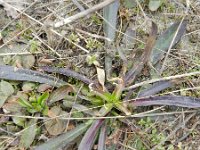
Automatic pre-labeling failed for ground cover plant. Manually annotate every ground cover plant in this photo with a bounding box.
[0,0,200,149]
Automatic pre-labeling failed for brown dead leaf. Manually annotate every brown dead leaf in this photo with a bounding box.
[45,106,66,136]
[37,84,52,92]
[96,67,106,91]
[48,85,74,104]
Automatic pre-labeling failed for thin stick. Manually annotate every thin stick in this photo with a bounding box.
[160,17,185,73]
[0,52,41,56]
[125,71,200,91]
[54,0,117,28]
[0,110,196,120]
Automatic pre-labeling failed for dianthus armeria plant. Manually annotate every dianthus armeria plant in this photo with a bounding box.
[33,20,200,150]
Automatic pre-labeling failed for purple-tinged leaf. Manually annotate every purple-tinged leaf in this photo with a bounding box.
[138,81,173,97]
[35,120,92,150]
[0,65,65,87]
[130,95,200,108]
[151,20,187,65]
[98,123,106,150]
[78,119,105,150]
[41,66,95,84]
[125,22,158,85]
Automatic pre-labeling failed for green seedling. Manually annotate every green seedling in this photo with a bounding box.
[68,33,80,48]
[30,40,39,53]
[86,38,103,50]
[91,14,102,25]
[18,92,49,115]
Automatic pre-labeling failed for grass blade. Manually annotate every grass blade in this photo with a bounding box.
[0,65,65,87]
[130,95,200,108]
[35,120,93,150]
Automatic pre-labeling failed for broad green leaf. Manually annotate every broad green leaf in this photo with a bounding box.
[122,0,137,8]
[21,54,35,69]
[149,0,163,11]
[0,80,14,107]
[1,80,14,96]
[20,118,38,148]
[12,112,25,127]
[151,20,187,65]
[0,92,8,107]
[0,65,65,87]
[22,82,36,92]
[35,120,93,150]
[122,0,144,9]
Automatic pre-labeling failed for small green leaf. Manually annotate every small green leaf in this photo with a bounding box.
[149,0,163,11]
[20,118,38,148]
[1,80,14,96]
[22,82,36,92]
[122,0,137,8]
[37,92,49,106]
[12,112,25,127]
[0,92,8,107]
[18,98,33,108]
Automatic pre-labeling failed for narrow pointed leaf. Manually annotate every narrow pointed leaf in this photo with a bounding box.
[98,123,106,150]
[78,119,105,150]
[0,65,65,87]
[130,96,200,108]
[125,22,158,85]
[151,20,187,65]
[103,0,119,42]
[41,66,95,84]
[35,120,92,150]
[138,81,173,97]
[103,0,119,79]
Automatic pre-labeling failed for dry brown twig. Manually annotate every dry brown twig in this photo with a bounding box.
[54,0,117,28]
